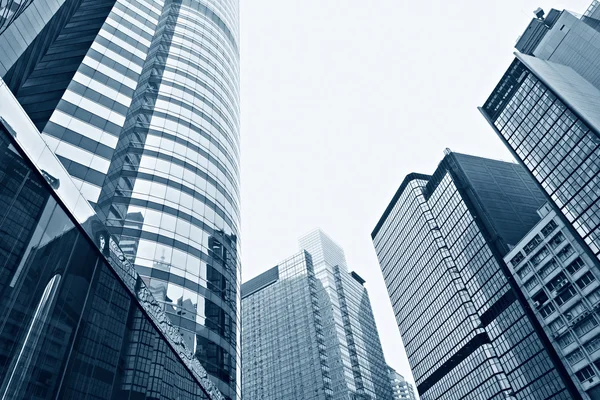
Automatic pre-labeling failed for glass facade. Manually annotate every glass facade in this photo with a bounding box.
[481,56,600,268]
[241,252,333,400]
[242,231,393,400]
[505,204,600,398]
[0,0,241,396]
[387,367,416,400]
[0,81,222,399]
[371,152,580,400]
[299,229,394,400]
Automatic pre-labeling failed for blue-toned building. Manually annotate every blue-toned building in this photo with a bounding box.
[0,78,223,399]
[480,3,600,398]
[0,0,241,396]
[372,151,581,400]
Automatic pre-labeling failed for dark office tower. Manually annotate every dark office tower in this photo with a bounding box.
[480,4,600,268]
[372,151,580,400]
[0,0,241,396]
[0,81,222,399]
[241,252,334,400]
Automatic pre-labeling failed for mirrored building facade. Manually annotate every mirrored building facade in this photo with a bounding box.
[372,152,581,400]
[0,0,241,396]
[0,79,222,399]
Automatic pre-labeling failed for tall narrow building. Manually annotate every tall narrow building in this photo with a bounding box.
[479,3,600,398]
[480,4,600,267]
[372,151,580,400]
[0,0,241,397]
[242,230,394,400]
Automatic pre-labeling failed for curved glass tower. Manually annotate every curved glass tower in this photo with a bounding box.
[95,0,241,398]
[0,0,240,396]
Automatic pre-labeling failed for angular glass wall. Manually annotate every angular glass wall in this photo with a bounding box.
[0,118,221,399]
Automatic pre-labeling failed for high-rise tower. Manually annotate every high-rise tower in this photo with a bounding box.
[372,152,580,400]
[242,230,394,400]
[0,0,240,397]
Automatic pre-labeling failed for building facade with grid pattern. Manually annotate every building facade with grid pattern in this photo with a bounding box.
[372,152,581,400]
[505,203,600,399]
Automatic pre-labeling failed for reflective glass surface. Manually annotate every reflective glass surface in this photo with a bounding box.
[372,154,573,400]
[0,117,218,399]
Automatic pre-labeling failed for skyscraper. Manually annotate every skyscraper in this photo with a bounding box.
[299,229,394,400]
[0,0,241,397]
[371,151,580,400]
[0,79,222,399]
[504,202,600,398]
[480,4,600,268]
[388,367,417,400]
[242,230,394,400]
[241,251,333,400]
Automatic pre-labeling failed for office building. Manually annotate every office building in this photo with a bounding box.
[0,79,222,399]
[388,367,417,400]
[480,4,600,269]
[505,202,600,398]
[242,230,393,400]
[0,0,241,396]
[299,229,394,400]
[241,251,333,400]
[372,151,580,400]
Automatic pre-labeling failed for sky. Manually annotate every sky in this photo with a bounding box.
[239,0,592,387]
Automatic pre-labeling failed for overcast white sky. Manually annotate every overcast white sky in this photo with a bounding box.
[239,0,591,387]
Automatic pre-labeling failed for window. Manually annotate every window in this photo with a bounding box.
[566,302,587,321]
[567,349,584,365]
[541,220,558,237]
[557,244,575,262]
[524,235,543,254]
[574,315,599,337]
[510,252,525,267]
[585,337,600,354]
[576,272,596,290]
[567,258,585,275]
[588,289,600,305]
[557,332,575,348]
[531,247,550,266]
[546,272,568,293]
[549,317,565,333]
[576,366,595,383]
[524,277,539,292]
[539,260,559,279]
[555,285,577,306]
[539,302,556,318]
[549,232,566,249]
[516,262,533,280]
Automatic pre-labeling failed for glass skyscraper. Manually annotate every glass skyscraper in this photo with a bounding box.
[0,0,240,397]
[372,152,580,400]
[479,3,600,399]
[480,4,600,266]
[0,77,222,399]
[242,230,394,400]
[241,251,334,400]
[299,229,394,400]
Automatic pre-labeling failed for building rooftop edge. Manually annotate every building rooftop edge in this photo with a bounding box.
[371,172,432,239]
